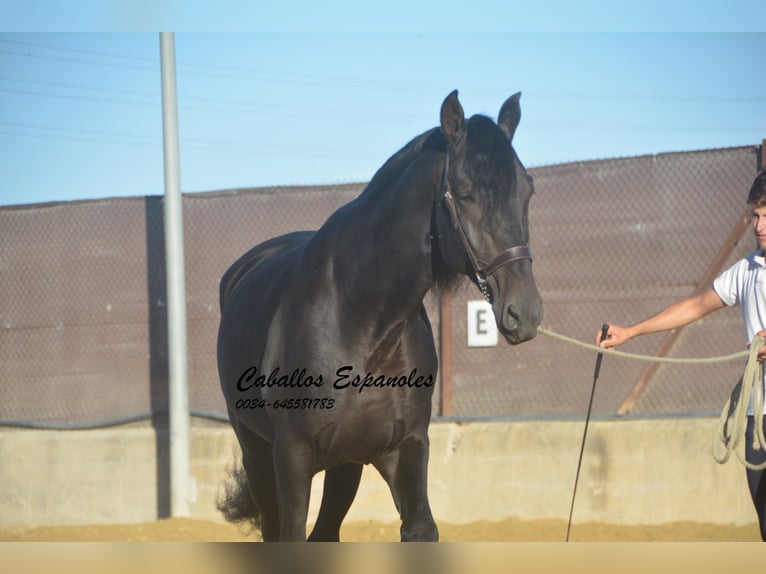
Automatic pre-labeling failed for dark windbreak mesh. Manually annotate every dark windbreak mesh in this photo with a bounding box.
[0,145,761,426]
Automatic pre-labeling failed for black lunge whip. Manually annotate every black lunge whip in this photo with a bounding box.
[566,323,609,542]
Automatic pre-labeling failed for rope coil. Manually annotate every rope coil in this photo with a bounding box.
[713,336,766,470]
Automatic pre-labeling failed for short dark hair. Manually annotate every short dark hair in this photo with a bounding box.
[747,170,766,207]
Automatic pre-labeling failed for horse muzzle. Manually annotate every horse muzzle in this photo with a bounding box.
[495,285,543,345]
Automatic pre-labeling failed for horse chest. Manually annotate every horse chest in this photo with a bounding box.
[312,409,411,466]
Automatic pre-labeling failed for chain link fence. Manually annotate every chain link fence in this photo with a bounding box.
[1,144,762,428]
[445,145,761,418]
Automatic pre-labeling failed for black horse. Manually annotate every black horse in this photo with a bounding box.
[217,90,543,541]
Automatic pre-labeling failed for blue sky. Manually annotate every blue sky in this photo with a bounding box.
[1,7,765,206]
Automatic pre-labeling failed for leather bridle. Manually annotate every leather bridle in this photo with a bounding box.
[440,145,533,302]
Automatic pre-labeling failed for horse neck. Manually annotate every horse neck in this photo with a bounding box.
[331,150,442,319]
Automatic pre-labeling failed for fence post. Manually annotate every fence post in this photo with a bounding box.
[439,290,454,417]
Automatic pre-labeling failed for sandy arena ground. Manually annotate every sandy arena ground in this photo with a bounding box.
[0,517,761,542]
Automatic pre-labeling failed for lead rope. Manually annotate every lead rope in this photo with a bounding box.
[535,327,765,470]
[713,335,766,470]
[537,326,749,364]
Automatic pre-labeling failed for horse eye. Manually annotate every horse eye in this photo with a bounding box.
[454,190,473,203]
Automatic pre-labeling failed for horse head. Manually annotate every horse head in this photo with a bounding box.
[435,90,543,344]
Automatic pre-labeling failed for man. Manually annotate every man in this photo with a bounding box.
[597,170,766,541]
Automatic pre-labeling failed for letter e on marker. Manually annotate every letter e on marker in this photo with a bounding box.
[467,300,498,347]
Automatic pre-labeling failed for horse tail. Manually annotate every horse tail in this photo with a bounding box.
[217,462,262,533]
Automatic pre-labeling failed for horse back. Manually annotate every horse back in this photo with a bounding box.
[219,230,315,312]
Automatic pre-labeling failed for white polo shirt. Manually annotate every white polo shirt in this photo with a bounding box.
[713,248,766,415]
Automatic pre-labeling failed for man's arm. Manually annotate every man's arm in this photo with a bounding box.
[597,288,726,349]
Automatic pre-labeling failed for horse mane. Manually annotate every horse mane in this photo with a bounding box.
[354,114,515,298]
[357,127,466,296]
[362,113,510,206]
[361,127,443,198]
[465,115,522,217]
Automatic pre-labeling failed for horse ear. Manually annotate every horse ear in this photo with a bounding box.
[440,90,465,145]
[498,92,522,141]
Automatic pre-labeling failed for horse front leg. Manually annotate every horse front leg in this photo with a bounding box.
[307,462,363,541]
[272,437,314,541]
[373,435,438,542]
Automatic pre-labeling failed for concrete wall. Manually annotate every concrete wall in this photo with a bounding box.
[0,418,757,528]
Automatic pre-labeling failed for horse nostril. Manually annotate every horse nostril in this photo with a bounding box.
[506,305,520,330]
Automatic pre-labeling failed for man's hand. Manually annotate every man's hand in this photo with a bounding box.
[596,324,633,349]
[755,330,766,362]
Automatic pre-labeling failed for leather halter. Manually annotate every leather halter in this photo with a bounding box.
[440,145,533,302]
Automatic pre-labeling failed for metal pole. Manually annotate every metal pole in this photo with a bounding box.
[160,32,191,517]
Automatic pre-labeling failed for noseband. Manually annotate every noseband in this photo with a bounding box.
[440,145,533,302]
